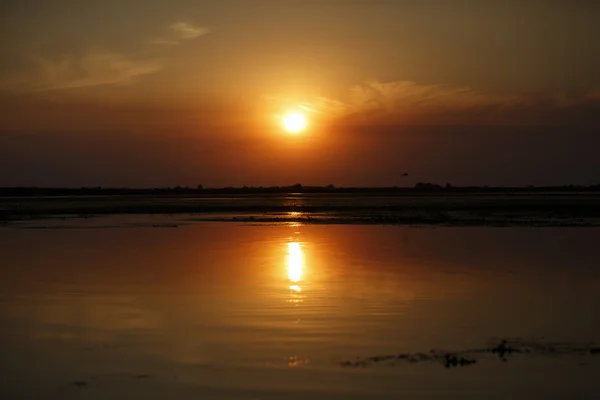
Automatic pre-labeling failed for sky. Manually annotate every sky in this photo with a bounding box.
[1,0,599,187]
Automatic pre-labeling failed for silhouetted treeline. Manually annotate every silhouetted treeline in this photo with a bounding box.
[1,183,600,197]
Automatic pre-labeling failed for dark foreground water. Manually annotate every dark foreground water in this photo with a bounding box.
[1,221,599,399]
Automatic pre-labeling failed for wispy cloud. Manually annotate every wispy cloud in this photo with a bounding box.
[170,22,211,40]
[4,51,162,91]
[269,81,517,123]
[346,80,519,117]
[273,80,600,125]
[151,21,211,45]
[1,21,212,92]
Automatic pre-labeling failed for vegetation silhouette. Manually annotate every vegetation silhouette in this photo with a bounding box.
[1,183,600,197]
[337,338,600,369]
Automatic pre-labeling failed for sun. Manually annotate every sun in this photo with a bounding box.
[282,112,307,134]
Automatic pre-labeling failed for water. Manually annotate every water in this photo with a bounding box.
[1,222,600,399]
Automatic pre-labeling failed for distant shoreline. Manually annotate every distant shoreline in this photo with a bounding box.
[1,183,600,197]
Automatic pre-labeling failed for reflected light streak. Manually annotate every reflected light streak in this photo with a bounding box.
[287,242,304,284]
[286,212,303,227]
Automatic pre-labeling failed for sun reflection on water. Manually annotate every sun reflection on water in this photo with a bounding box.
[287,241,304,302]
[287,242,303,284]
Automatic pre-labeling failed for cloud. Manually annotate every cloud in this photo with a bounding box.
[273,80,600,125]
[270,81,518,124]
[151,21,211,45]
[345,80,520,118]
[170,22,211,40]
[264,94,349,119]
[4,51,163,91]
[1,21,210,93]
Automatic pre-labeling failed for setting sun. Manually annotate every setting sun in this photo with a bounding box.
[282,112,307,134]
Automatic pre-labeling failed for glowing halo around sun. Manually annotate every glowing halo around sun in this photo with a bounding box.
[282,112,307,134]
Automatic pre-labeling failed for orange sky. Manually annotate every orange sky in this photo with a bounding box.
[1,0,599,187]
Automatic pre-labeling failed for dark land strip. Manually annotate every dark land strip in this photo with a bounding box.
[2,193,600,227]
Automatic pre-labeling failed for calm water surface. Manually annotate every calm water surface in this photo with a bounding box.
[1,222,599,399]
